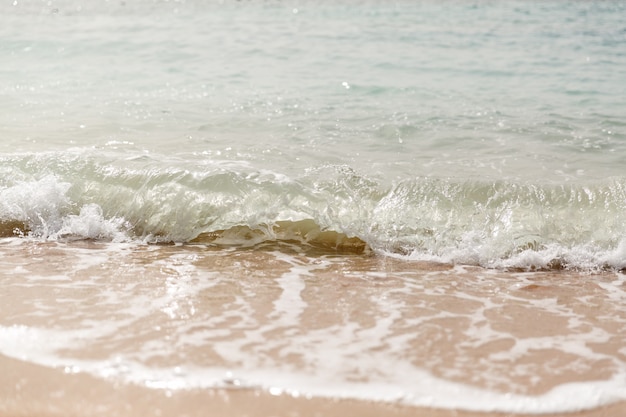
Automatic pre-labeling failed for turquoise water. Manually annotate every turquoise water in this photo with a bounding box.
[1,0,626,269]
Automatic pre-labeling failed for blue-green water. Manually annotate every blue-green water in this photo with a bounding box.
[1,0,626,269]
[2,2,626,414]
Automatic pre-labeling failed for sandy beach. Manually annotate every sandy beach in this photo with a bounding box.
[2,1,626,415]
[1,354,625,417]
[1,240,625,416]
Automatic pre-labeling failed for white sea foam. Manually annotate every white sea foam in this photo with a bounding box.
[56,203,130,242]
[0,175,71,234]
[1,242,625,414]
[1,171,625,271]
[0,322,625,414]
[1,1,626,413]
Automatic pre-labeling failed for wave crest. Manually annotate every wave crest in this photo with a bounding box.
[1,157,625,270]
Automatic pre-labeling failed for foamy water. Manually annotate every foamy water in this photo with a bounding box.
[1,0,626,414]
[1,240,626,414]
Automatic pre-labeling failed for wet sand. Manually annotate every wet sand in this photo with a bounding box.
[0,353,624,417]
[0,240,625,416]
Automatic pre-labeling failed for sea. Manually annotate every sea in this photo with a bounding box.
[1,0,626,415]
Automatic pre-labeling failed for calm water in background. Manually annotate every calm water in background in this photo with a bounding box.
[1,1,626,414]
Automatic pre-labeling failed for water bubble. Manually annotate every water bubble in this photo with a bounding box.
[63,365,80,374]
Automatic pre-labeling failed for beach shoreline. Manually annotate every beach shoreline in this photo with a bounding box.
[0,241,625,416]
[3,1,626,415]
[1,353,625,417]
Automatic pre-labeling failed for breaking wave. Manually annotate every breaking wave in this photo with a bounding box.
[1,152,625,270]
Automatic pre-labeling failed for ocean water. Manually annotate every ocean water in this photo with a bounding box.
[2,0,626,269]
[1,0,626,415]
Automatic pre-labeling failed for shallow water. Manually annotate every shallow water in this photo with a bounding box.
[2,0,626,269]
[1,240,625,414]
[1,0,626,414]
